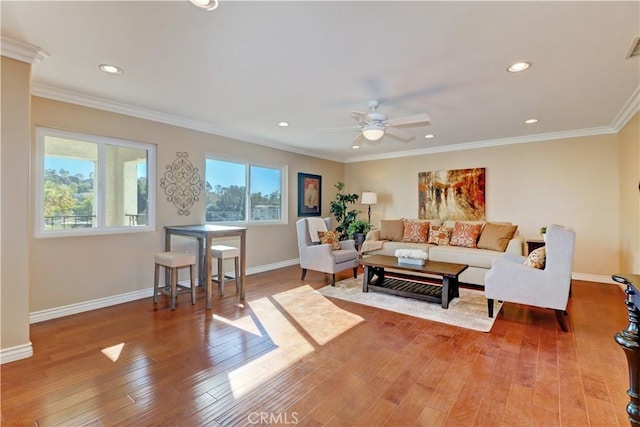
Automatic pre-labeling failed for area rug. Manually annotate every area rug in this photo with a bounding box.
[316,277,502,332]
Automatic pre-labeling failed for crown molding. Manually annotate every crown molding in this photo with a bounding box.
[31,81,636,165]
[31,83,344,163]
[345,125,616,163]
[1,36,50,64]
[611,85,640,132]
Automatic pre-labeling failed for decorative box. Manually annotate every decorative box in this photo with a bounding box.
[397,257,425,266]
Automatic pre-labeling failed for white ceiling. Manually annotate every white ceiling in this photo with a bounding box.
[2,1,639,162]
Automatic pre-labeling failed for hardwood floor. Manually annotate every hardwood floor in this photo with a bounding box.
[0,265,632,426]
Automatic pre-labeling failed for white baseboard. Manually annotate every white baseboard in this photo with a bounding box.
[29,258,301,324]
[572,272,616,284]
[1,342,33,364]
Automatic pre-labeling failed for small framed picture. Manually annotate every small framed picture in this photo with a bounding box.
[298,173,321,216]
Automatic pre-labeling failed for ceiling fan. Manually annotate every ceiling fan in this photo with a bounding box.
[346,100,431,148]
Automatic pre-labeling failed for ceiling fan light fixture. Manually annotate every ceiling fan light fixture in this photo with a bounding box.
[362,124,385,141]
[189,0,219,11]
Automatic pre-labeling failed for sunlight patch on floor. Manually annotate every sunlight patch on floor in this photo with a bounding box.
[212,313,263,336]
[100,342,125,362]
[226,284,364,398]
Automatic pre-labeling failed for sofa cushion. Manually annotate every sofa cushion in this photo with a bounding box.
[379,219,405,242]
[449,222,483,248]
[524,246,546,269]
[477,222,518,252]
[402,220,430,243]
[429,245,503,269]
[318,230,340,250]
[428,225,452,246]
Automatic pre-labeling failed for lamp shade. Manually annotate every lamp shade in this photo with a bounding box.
[361,192,377,205]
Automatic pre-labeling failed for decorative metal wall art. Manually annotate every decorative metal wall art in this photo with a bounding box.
[160,152,203,216]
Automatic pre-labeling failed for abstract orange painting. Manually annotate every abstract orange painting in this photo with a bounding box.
[418,168,486,220]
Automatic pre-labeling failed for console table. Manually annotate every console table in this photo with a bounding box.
[613,273,640,427]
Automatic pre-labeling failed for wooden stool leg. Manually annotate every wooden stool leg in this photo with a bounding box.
[234,256,240,293]
[218,257,224,296]
[170,267,177,310]
[153,263,160,303]
[190,264,196,305]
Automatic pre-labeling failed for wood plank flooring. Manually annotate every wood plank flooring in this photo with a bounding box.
[0,265,632,426]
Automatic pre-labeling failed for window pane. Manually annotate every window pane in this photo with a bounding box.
[205,159,246,222]
[104,144,149,227]
[44,137,97,230]
[250,165,281,221]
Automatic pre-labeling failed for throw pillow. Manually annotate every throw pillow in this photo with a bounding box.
[402,220,430,243]
[477,222,518,252]
[427,225,452,246]
[449,222,484,248]
[318,230,340,250]
[379,219,405,242]
[524,246,546,269]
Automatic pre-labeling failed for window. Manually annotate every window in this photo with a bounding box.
[205,157,286,224]
[35,127,156,237]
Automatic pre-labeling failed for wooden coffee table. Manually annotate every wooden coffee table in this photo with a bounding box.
[359,255,468,309]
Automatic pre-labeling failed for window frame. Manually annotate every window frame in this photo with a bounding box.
[35,126,156,238]
[204,155,288,226]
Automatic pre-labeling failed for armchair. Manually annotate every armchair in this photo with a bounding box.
[296,217,359,286]
[485,224,575,331]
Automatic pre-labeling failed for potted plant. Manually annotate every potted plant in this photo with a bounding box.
[540,226,547,242]
[347,219,371,248]
[329,181,359,240]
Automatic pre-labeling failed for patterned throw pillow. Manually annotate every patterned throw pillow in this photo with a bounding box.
[318,231,340,250]
[402,220,430,243]
[524,246,546,269]
[449,222,484,248]
[427,225,452,246]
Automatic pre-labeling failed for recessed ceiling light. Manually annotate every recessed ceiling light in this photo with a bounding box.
[189,0,218,11]
[424,134,435,139]
[352,142,360,149]
[277,121,289,127]
[524,118,539,124]
[507,62,531,73]
[99,64,123,75]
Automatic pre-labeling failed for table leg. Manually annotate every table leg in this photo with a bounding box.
[205,235,212,310]
[363,265,370,292]
[240,230,246,301]
[442,277,451,309]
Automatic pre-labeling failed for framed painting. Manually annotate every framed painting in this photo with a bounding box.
[418,167,486,221]
[298,173,322,216]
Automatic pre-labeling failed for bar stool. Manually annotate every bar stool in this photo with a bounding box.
[211,245,240,296]
[153,251,196,310]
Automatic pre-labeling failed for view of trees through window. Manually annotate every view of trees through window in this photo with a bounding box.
[205,159,283,222]
[38,128,153,234]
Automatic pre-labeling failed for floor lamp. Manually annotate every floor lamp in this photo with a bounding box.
[361,192,378,225]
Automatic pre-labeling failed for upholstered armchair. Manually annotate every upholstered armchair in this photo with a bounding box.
[484,224,576,331]
[296,217,359,286]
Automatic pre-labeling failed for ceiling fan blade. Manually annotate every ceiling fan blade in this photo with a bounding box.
[351,133,365,148]
[350,111,370,123]
[385,113,431,127]
[385,127,416,142]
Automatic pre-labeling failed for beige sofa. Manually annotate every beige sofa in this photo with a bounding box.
[361,219,524,287]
